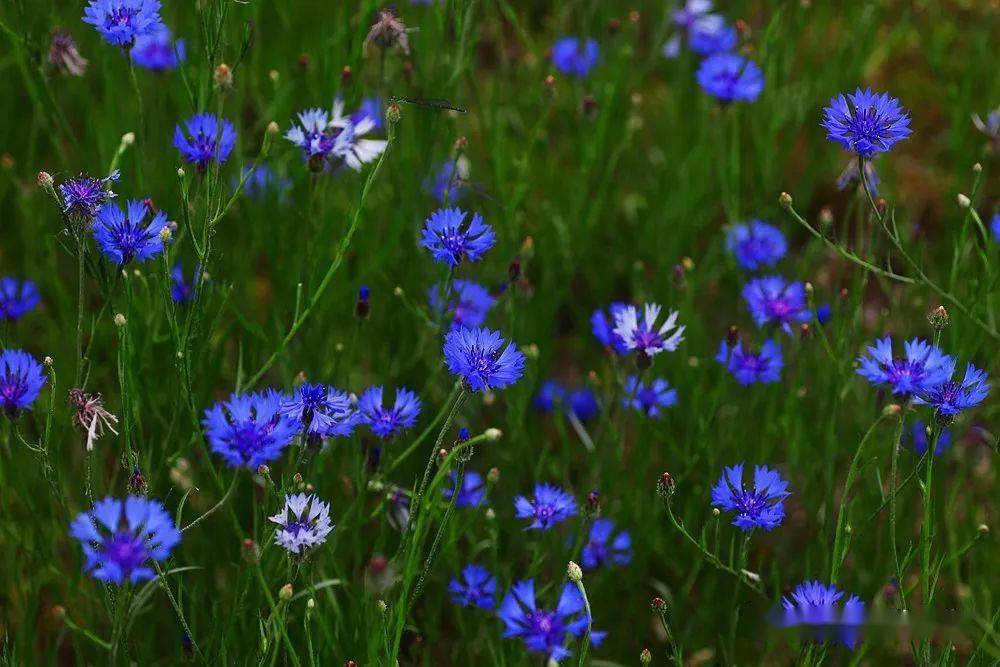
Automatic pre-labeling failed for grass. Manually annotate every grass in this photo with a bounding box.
[0,0,997,664]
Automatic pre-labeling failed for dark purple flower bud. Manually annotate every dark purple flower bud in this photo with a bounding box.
[355,284,371,319]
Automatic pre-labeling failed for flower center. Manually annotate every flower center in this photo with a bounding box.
[105,530,149,573]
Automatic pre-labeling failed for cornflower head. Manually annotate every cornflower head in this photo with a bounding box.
[170,263,200,303]
[497,579,605,662]
[778,581,866,648]
[742,276,810,333]
[286,99,387,172]
[992,212,1000,243]
[856,337,953,397]
[551,37,600,77]
[612,304,685,359]
[285,108,334,165]
[821,88,912,158]
[449,564,497,609]
[663,1,720,57]
[671,0,715,30]
[725,220,787,270]
[623,376,677,418]
[716,339,783,385]
[420,207,496,266]
[566,388,600,421]
[357,386,421,439]
[268,493,334,555]
[689,20,737,55]
[131,25,184,71]
[909,419,951,457]
[0,350,47,417]
[69,388,119,451]
[514,483,576,530]
[591,303,630,354]
[425,157,471,203]
[202,390,301,470]
[836,159,880,195]
[0,278,40,321]
[82,0,163,48]
[58,171,119,220]
[428,279,496,330]
[711,463,790,531]
[914,362,990,418]
[533,380,565,412]
[973,109,1000,146]
[69,496,181,584]
[92,199,168,266]
[443,470,488,508]
[697,53,764,103]
[581,518,633,569]
[48,29,89,76]
[443,327,526,391]
[173,114,237,171]
[281,383,357,440]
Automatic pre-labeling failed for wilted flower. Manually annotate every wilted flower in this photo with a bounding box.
[514,483,576,530]
[173,114,237,171]
[69,388,119,451]
[269,493,334,555]
[92,200,169,266]
[357,386,421,438]
[443,327,525,391]
[48,29,89,76]
[202,390,301,469]
[364,8,411,55]
[0,349,47,417]
[821,88,912,158]
[449,564,497,609]
[0,278,40,321]
[711,463,790,531]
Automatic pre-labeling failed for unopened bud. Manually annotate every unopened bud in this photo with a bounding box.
[485,508,495,520]
[213,63,233,88]
[38,171,54,188]
[657,472,675,500]
[242,538,260,563]
[819,206,834,226]
[566,561,583,583]
[651,596,667,613]
[114,313,126,328]
[377,599,387,614]
[607,18,622,35]
[393,286,403,297]
[972,162,982,173]
[726,325,739,346]
[927,305,948,331]
[266,121,280,136]
[640,648,652,665]
[121,132,135,146]
[257,464,270,476]
[778,192,793,209]
[52,605,67,621]
[582,95,597,115]
[977,524,989,534]
[487,466,500,484]
[268,69,279,83]
[437,448,448,461]
[43,356,54,367]
[386,103,401,125]
[306,598,315,610]
[160,226,172,242]
[355,285,370,318]
[544,75,555,90]
[882,403,901,417]
[292,472,303,484]
[484,428,502,442]
[177,167,185,178]
[957,193,971,209]
[586,490,600,516]
[712,507,721,517]
[279,584,294,601]
[508,258,522,282]
[341,66,352,85]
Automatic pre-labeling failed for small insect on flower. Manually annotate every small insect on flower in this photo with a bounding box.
[696,53,764,103]
[497,579,605,662]
[613,304,685,360]
[269,493,334,555]
[623,376,678,418]
[914,362,991,418]
[856,337,953,397]
[173,114,237,171]
[202,390,301,470]
[0,278,40,321]
[725,220,787,271]
[92,199,169,266]
[591,303,630,355]
[428,280,496,330]
[69,496,181,584]
[48,29,89,76]
[0,349,47,417]
[711,463,790,531]
[420,208,497,266]
[82,0,164,47]
[281,383,358,441]
[742,276,810,334]
[581,518,633,570]
[716,339,783,385]
[69,388,119,451]
[357,386,421,439]
[776,581,866,649]
[821,88,912,158]
[551,37,600,77]
[443,470,488,508]
[443,327,526,391]
[514,483,577,531]
[131,25,185,71]
[59,171,119,220]
[448,564,497,609]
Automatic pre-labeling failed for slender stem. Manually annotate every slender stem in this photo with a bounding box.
[888,413,907,610]
[182,474,239,532]
[151,561,205,663]
[75,235,86,387]
[384,382,461,477]
[575,578,593,667]
[406,389,467,533]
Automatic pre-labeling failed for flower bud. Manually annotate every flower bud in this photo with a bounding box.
[292,472,303,484]
[977,524,989,535]
[927,305,948,331]
[485,428,502,441]
[266,121,280,136]
[656,472,675,501]
[957,193,971,208]
[973,162,982,173]
[214,63,233,89]
[44,356,54,367]
[160,226,172,242]
[177,167,185,178]
[650,596,667,613]
[882,403,901,417]
[566,561,583,583]
[114,313,127,328]
[582,94,597,115]
[727,325,739,346]
[712,507,721,517]
[355,285,370,319]
[778,192,793,209]
[38,171,54,188]
[640,648,652,664]
[307,598,315,610]
[242,538,260,563]
[341,65,352,85]
[486,466,500,484]
[121,132,136,146]
[279,583,294,601]
[377,599,387,614]
[257,464,270,477]
[386,102,401,125]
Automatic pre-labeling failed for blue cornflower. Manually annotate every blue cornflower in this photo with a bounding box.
[664,2,721,57]
[131,25,184,71]
[909,420,952,457]
[915,362,990,417]
[742,276,810,333]
[69,495,181,584]
[425,158,471,203]
[581,518,632,570]
[202,390,301,470]
[591,303,630,354]
[282,383,357,439]
[443,327,525,391]
[92,199,168,266]
[386,486,411,531]
[237,164,291,200]
[498,579,605,662]
[779,581,866,649]
[59,171,119,219]
[990,213,999,243]
[286,108,335,162]
[174,114,237,171]
[566,388,600,421]
[856,337,953,397]
[449,564,497,610]
[428,279,496,330]
[514,483,576,530]
[711,463,790,531]
[822,88,911,158]
[82,0,163,47]
[836,159,880,195]
[533,380,565,412]
[551,37,599,77]
[420,207,496,266]
[352,97,384,132]
[716,339,783,385]
[170,263,202,304]
[0,278,40,321]
[357,386,421,439]
[443,470,488,508]
[816,303,832,325]
[330,98,387,171]
[974,109,1000,143]
[268,493,334,555]
[697,53,764,103]
[0,349,47,416]
[725,220,787,270]
[613,304,685,357]
[689,20,737,55]
[623,376,677,418]
[672,0,715,30]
